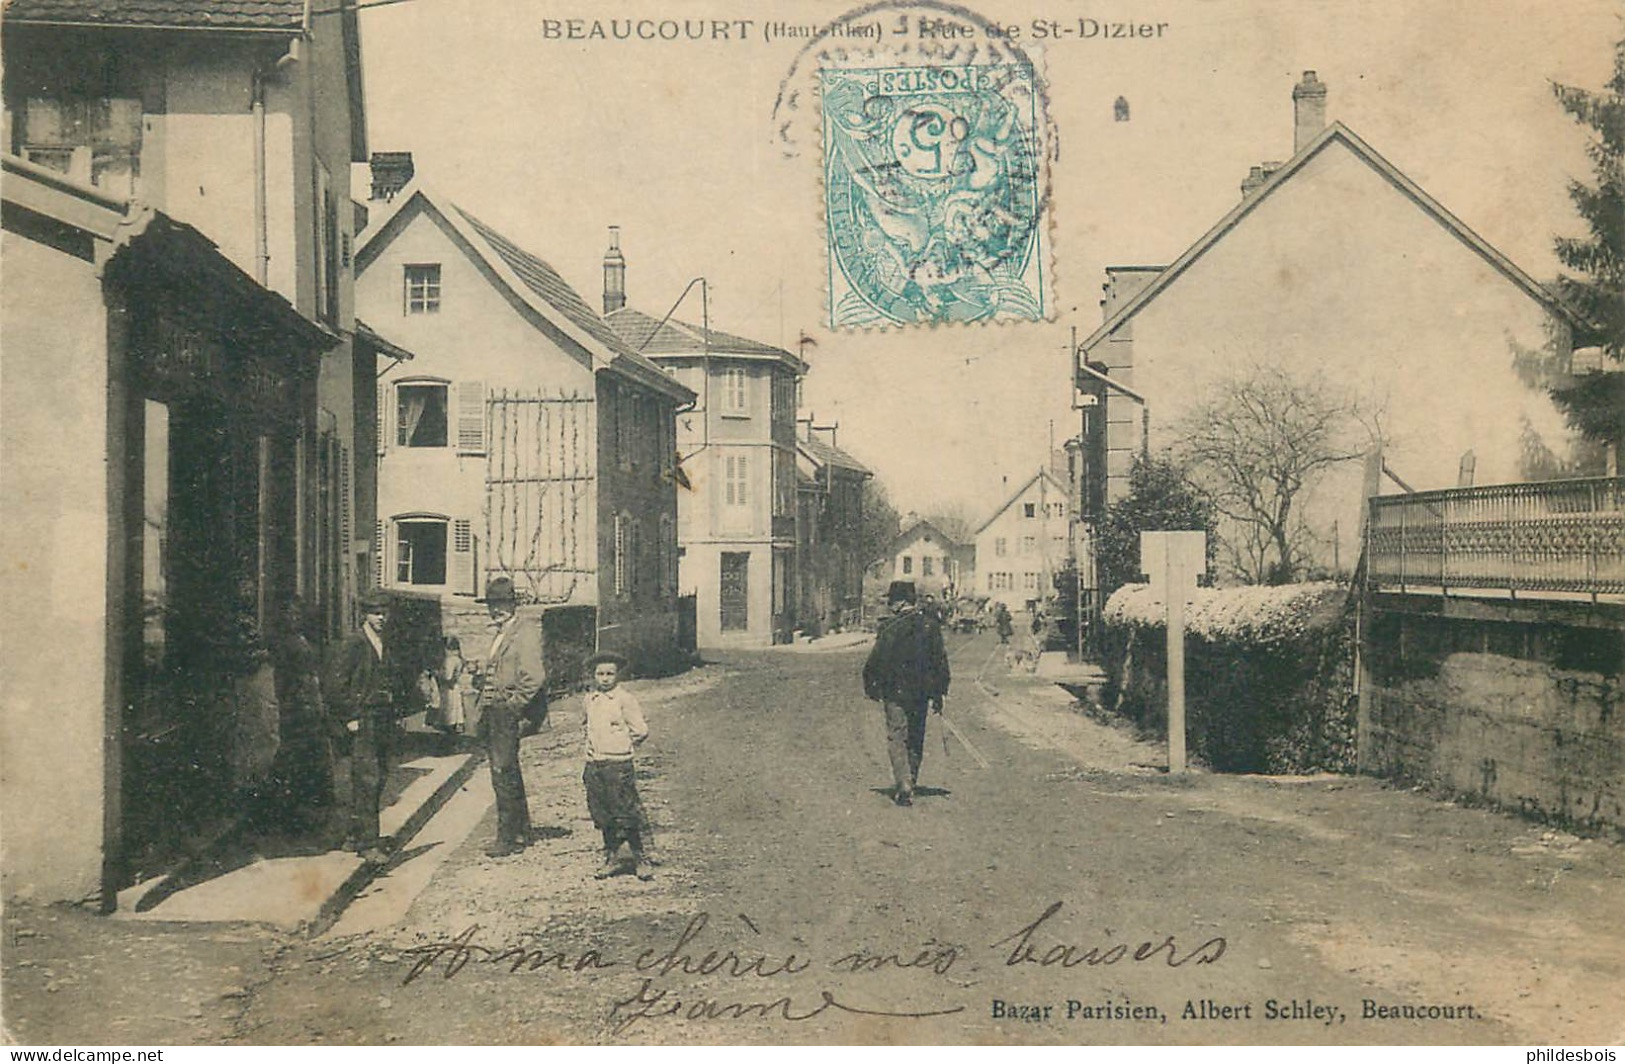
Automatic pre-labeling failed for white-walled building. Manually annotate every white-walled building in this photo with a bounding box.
[974,471,1071,611]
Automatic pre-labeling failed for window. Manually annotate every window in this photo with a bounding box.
[723,367,748,414]
[1025,572,1039,590]
[725,453,748,506]
[396,519,448,585]
[404,264,441,314]
[316,163,340,324]
[658,513,676,595]
[995,537,1007,557]
[772,448,795,518]
[902,556,913,575]
[397,383,448,447]
[922,556,934,577]
[988,572,1013,591]
[15,96,143,199]
[1023,503,1036,518]
[614,513,636,595]
[1021,535,1036,554]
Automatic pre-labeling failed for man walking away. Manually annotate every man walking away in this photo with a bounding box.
[862,583,950,806]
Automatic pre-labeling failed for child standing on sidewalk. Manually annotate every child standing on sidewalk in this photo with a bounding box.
[581,651,653,881]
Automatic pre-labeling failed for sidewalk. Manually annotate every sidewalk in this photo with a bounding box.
[111,721,482,934]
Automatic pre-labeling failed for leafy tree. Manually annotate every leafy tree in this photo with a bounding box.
[1549,37,1625,453]
[1174,364,1370,585]
[1097,454,1217,598]
[919,500,976,545]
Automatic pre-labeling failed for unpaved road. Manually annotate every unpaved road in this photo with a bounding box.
[7,630,1623,1045]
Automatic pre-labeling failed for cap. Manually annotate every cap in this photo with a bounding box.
[359,589,391,611]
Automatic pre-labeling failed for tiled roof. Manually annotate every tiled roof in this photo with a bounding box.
[451,205,690,399]
[3,0,307,30]
[606,306,799,362]
[799,435,871,475]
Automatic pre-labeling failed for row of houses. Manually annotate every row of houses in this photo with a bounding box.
[358,161,871,650]
[883,465,1072,613]
[0,0,869,908]
[890,69,1608,615]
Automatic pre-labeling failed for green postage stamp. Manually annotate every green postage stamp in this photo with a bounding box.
[821,62,1049,328]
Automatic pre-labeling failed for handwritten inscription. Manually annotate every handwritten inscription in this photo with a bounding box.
[395,902,1227,1036]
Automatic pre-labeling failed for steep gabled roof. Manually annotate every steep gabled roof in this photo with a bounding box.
[890,518,962,555]
[798,434,871,476]
[4,0,306,32]
[354,186,693,405]
[974,470,1068,536]
[606,306,807,371]
[1078,122,1586,355]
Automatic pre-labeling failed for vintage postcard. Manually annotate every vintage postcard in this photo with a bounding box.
[2,0,1622,1052]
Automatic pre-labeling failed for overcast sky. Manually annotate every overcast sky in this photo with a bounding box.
[355,0,1620,519]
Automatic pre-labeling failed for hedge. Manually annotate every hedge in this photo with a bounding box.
[1102,582,1357,773]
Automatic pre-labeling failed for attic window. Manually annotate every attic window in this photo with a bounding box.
[1023,503,1036,518]
[404,264,441,314]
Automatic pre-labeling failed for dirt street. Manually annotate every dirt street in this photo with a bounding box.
[7,630,1624,1045]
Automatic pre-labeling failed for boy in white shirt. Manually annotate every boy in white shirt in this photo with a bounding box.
[581,652,652,881]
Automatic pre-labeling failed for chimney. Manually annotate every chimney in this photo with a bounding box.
[1240,161,1283,198]
[1292,70,1327,154]
[1101,266,1163,320]
[369,151,413,202]
[602,226,626,314]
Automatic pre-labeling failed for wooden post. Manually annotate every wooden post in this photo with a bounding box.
[1142,531,1205,775]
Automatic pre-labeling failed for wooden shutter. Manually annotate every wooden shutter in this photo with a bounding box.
[456,380,486,454]
[374,520,385,588]
[451,518,474,596]
[376,380,389,455]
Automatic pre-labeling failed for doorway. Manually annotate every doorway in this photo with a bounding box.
[720,551,750,632]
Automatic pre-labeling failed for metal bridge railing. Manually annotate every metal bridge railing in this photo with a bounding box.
[1366,476,1625,598]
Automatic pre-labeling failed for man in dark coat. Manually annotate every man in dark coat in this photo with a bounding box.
[474,575,548,858]
[862,582,950,806]
[324,589,395,861]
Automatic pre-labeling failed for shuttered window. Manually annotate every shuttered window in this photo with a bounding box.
[455,380,486,454]
[725,453,748,506]
[450,518,475,596]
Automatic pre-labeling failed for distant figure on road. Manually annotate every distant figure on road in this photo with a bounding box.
[475,576,548,859]
[581,651,653,880]
[862,582,950,807]
[994,602,1014,644]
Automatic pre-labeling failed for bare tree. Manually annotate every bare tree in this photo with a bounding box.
[920,499,977,545]
[1174,364,1371,584]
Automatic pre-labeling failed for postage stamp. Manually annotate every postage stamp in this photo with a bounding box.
[820,60,1048,327]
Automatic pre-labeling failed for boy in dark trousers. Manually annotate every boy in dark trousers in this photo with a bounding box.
[581,651,653,881]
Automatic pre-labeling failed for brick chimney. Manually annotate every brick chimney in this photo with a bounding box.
[369,151,413,202]
[602,226,626,314]
[1292,70,1327,154]
[1240,161,1284,198]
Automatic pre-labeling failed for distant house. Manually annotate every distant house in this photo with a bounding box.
[1076,71,1589,557]
[354,169,694,668]
[974,471,1071,611]
[602,231,807,647]
[886,517,971,601]
[795,421,872,635]
[1,0,371,906]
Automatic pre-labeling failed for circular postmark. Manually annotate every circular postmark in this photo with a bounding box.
[771,2,1057,327]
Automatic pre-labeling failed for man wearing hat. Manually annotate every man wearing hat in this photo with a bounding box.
[862,581,951,806]
[325,589,396,859]
[475,575,548,857]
